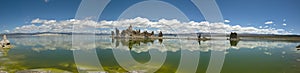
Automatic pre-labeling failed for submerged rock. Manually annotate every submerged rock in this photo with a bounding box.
[16,70,49,73]
[16,68,72,73]
[0,70,8,73]
[129,70,146,73]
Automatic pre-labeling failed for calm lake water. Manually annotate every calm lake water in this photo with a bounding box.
[1,35,300,73]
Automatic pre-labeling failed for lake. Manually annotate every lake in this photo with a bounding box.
[0,35,300,73]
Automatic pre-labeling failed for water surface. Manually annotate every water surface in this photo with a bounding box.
[0,35,300,73]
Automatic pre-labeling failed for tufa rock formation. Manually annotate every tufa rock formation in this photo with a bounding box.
[113,25,163,39]
[158,31,163,37]
[0,35,11,48]
[229,32,239,40]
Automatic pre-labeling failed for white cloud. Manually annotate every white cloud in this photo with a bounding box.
[283,19,286,22]
[265,21,274,24]
[31,18,56,24]
[283,23,287,26]
[264,26,269,28]
[224,20,230,23]
[44,0,49,3]
[4,30,9,33]
[10,17,291,34]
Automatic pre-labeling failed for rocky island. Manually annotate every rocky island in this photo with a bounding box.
[228,32,240,41]
[111,25,163,39]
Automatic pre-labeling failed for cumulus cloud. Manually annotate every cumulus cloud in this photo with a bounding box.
[224,20,230,23]
[31,18,56,24]
[265,21,274,24]
[11,17,290,34]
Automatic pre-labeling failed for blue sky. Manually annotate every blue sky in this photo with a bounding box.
[0,0,300,34]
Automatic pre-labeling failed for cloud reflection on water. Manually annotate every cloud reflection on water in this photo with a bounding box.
[10,35,299,53]
[2,35,300,73]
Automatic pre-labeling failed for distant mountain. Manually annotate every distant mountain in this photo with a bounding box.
[0,32,110,36]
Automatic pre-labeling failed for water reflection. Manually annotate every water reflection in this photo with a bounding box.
[0,48,10,57]
[230,40,239,46]
[1,35,300,73]
[113,38,159,50]
[10,35,300,53]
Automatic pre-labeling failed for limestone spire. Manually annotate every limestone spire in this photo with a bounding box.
[2,35,9,43]
[128,24,132,30]
[3,35,7,40]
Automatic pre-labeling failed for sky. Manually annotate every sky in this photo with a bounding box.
[0,0,300,34]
